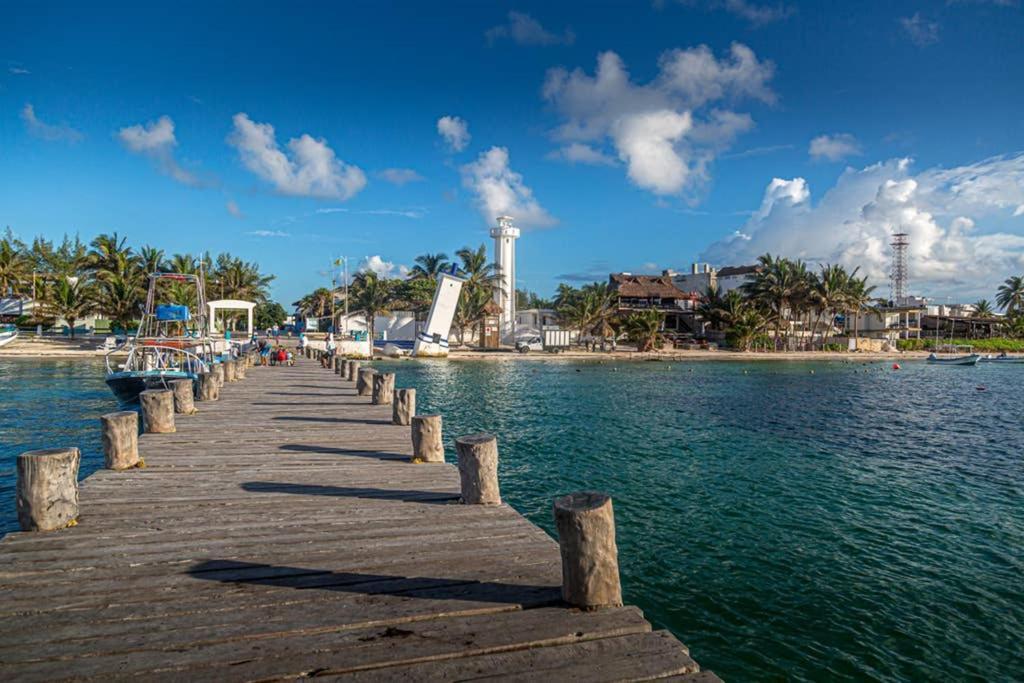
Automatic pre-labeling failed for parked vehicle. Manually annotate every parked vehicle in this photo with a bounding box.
[515,329,572,354]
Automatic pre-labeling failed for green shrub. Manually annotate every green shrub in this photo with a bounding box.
[898,337,1024,352]
[822,342,845,352]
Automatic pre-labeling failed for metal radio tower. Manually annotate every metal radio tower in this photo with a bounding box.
[889,232,909,305]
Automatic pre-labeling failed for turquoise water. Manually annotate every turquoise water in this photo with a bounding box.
[2,357,1022,680]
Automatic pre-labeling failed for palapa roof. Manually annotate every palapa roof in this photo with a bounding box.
[609,273,690,299]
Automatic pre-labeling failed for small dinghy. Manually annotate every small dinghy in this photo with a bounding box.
[0,324,18,348]
[980,352,1024,364]
[927,345,981,366]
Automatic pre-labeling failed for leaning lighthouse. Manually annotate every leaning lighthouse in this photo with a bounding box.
[490,215,520,344]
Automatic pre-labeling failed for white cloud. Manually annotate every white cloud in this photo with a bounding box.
[358,255,409,278]
[809,133,862,161]
[701,153,1024,298]
[900,13,940,47]
[20,104,83,143]
[437,115,470,152]
[377,168,424,185]
[485,11,575,46]
[246,230,290,238]
[543,44,774,196]
[670,0,795,25]
[461,146,556,229]
[9,67,30,75]
[226,200,243,218]
[228,113,366,200]
[547,142,616,166]
[117,115,198,185]
[315,207,423,219]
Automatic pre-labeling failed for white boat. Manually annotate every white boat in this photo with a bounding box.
[927,344,980,366]
[0,324,18,348]
[980,353,1024,364]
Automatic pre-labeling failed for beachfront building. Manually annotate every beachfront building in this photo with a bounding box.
[490,215,519,344]
[515,308,559,338]
[609,273,699,334]
[667,263,760,296]
[845,304,924,342]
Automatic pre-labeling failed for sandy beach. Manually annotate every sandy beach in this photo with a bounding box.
[0,336,115,358]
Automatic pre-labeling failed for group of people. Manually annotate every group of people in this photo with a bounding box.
[256,338,294,366]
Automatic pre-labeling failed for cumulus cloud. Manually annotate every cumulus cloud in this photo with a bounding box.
[670,0,795,25]
[117,115,198,185]
[701,153,1024,298]
[809,133,862,161]
[485,11,575,46]
[358,255,409,278]
[543,44,774,197]
[228,113,366,200]
[546,142,616,166]
[900,13,940,47]
[246,230,290,238]
[461,146,556,229]
[437,115,470,152]
[21,104,83,143]
[377,168,424,185]
[9,66,30,75]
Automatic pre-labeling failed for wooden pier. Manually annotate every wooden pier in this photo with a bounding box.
[0,354,716,681]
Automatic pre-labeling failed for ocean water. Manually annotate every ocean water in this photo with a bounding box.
[2,356,1022,681]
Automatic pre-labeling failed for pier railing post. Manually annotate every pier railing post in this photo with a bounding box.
[101,411,140,470]
[16,448,80,531]
[339,358,349,378]
[553,492,623,610]
[169,378,197,415]
[212,363,225,389]
[357,368,377,397]
[454,433,501,505]
[410,414,444,463]
[139,389,176,434]
[197,370,219,401]
[346,360,359,381]
[372,372,395,405]
[393,388,416,425]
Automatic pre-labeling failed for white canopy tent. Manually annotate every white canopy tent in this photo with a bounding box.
[207,299,255,337]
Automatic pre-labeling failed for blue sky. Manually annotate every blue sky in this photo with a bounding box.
[2,0,1023,304]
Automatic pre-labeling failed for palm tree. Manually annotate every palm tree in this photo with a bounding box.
[350,271,393,344]
[812,264,853,347]
[972,299,995,318]
[44,277,94,338]
[87,232,134,280]
[409,252,450,280]
[996,275,1024,316]
[455,244,502,344]
[94,273,143,333]
[293,287,334,329]
[743,253,805,347]
[139,246,166,275]
[0,234,31,297]
[622,310,663,352]
[845,275,879,340]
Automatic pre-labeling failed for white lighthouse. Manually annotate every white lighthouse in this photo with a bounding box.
[489,215,520,344]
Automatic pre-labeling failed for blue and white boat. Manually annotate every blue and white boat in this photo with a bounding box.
[927,344,981,366]
[0,323,18,348]
[104,272,217,403]
[980,352,1024,364]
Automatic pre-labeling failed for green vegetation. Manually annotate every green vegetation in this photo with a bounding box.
[1,228,276,335]
[897,337,1024,352]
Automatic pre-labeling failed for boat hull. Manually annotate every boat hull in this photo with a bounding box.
[980,356,1024,364]
[927,353,981,366]
[0,331,18,348]
[105,371,196,404]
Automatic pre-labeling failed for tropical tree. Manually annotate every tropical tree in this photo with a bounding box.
[139,246,166,275]
[455,244,502,345]
[972,299,995,318]
[0,232,31,297]
[254,301,288,330]
[93,273,143,332]
[349,271,394,343]
[293,288,333,327]
[845,275,879,339]
[812,264,854,346]
[996,275,1024,316]
[622,310,663,352]
[43,277,95,338]
[409,252,450,280]
[87,232,135,280]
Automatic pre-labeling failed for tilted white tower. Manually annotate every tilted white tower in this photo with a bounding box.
[489,215,520,343]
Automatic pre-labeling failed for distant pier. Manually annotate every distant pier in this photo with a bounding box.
[0,351,715,681]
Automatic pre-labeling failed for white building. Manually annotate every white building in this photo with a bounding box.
[490,215,519,344]
[515,308,559,338]
[668,263,760,296]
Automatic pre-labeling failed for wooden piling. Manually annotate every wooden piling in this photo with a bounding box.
[356,367,377,396]
[16,447,79,531]
[393,388,416,425]
[338,358,349,377]
[346,360,359,381]
[372,372,395,406]
[223,360,237,383]
[100,411,140,470]
[454,433,501,505]
[197,371,219,401]
[168,379,197,415]
[139,389,176,434]
[235,359,247,379]
[553,492,623,610]
[212,363,225,388]
[411,413,444,463]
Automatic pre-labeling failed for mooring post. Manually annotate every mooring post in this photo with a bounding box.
[197,370,219,401]
[339,358,349,377]
[16,447,80,531]
[168,378,197,415]
[223,359,237,383]
[346,360,359,381]
[553,492,623,610]
[235,358,247,379]
[334,356,343,374]
[212,363,225,389]
[393,388,416,425]
[357,367,377,396]
[455,433,501,505]
[372,372,395,405]
[411,414,444,463]
[139,389,176,434]
[101,411,140,469]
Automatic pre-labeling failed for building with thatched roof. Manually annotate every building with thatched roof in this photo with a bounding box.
[608,273,699,334]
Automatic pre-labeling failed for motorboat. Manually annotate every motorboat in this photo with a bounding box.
[980,352,1024,364]
[104,272,217,403]
[926,344,981,366]
[0,324,17,348]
